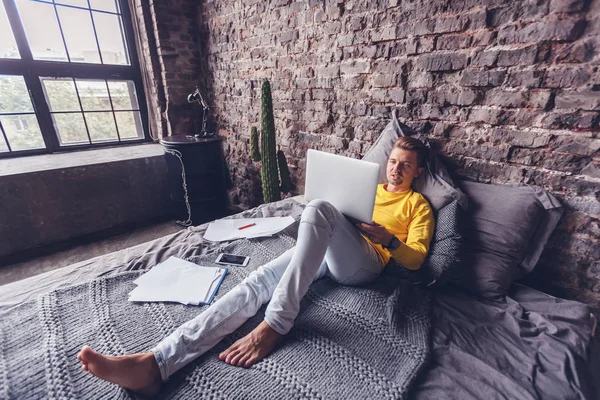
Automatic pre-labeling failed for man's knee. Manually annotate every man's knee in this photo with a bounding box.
[304,199,336,220]
[243,264,279,293]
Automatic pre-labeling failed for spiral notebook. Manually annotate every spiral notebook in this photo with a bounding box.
[128,257,228,306]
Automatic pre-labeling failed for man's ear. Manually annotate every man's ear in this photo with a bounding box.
[415,166,424,178]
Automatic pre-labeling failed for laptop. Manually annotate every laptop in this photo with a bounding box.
[304,149,380,224]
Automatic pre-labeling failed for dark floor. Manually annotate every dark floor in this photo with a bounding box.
[0,220,185,286]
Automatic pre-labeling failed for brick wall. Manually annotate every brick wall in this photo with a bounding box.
[131,0,203,139]
[194,0,600,313]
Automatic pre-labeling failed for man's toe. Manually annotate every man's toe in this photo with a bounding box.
[230,352,245,366]
[225,350,239,364]
[238,354,250,368]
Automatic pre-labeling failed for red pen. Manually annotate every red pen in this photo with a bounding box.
[238,223,256,230]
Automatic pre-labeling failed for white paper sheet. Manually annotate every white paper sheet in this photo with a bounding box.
[204,216,295,242]
[128,256,226,305]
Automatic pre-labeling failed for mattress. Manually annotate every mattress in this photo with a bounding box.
[0,197,597,399]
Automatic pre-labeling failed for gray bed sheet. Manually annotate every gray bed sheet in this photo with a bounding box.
[0,198,597,400]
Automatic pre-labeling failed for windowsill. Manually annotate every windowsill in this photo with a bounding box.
[0,143,164,177]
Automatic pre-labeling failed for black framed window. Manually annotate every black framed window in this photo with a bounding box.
[0,0,149,158]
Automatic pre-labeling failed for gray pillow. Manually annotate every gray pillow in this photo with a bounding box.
[384,199,462,287]
[451,180,563,300]
[362,109,468,213]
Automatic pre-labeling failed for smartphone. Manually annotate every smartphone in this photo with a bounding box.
[215,253,250,267]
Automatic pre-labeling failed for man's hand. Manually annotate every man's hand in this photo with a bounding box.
[356,222,394,246]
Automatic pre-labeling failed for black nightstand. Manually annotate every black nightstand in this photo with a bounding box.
[161,135,229,226]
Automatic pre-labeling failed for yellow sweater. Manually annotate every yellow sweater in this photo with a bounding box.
[366,184,435,270]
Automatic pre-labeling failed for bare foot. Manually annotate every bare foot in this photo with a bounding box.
[76,346,162,397]
[218,320,282,368]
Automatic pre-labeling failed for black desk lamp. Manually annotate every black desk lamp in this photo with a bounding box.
[187,87,214,138]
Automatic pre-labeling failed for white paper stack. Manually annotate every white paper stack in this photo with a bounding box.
[204,216,295,242]
[129,257,227,305]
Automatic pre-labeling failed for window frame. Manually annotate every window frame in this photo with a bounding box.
[0,0,151,159]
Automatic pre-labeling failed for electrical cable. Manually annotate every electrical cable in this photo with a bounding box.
[163,148,192,227]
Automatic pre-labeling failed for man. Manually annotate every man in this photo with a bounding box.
[77,136,435,397]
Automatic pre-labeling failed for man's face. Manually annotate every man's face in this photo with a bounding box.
[386,147,423,190]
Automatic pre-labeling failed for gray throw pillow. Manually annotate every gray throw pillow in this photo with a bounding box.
[362,109,468,213]
[384,199,462,287]
[451,180,563,300]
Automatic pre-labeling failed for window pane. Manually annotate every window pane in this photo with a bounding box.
[1,115,45,151]
[0,1,20,59]
[16,0,68,62]
[0,133,8,152]
[57,5,101,64]
[108,81,139,110]
[76,80,111,111]
[90,0,119,13]
[52,113,88,145]
[93,11,129,65]
[0,75,33,113]
[41,77,81,112]
[115,111,143,139]
[85,112,118,142]
[55,0,88,7]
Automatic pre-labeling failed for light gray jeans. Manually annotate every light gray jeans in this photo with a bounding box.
[151,199,385,381]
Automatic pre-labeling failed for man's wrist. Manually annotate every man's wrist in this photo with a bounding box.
[383,235,401,250]
[385,235,394,247]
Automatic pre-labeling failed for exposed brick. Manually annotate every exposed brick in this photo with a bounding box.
[340,59,371,74]
[418,52,468,71]
[433,15,469,34]
[544,67,591,88]
[549,0,587,13]
[484,88,528,108]
[508,148,591,173]
[446,140,510,162]
[198,0,600,313]
[371,26,398,42]
[389,88,405,103]
[491,128,553,147]
[460,69,506,87]
[432,122,453,138]
[581,162,600,178]
[540,112,600,130]
[341,74,365,89]
[311,88,333,101]
[507,70,543,88]
[487,6,517,28]
[317,64,340,77]
[498,19,586,44]
[371,88,388,103]
[372,73,397,87]
[471,50,499,67]
[436,34,473,50]
[551,136,600,156]
[555,91,600,111]
[405,89,428,106]
[554,40,595,63]
[472,30,497,47]
[497,44,538,66]
[528,90,553,109]
[468,107,512,125]
[432,85,482,106]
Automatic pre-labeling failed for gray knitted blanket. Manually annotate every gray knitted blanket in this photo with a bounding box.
[0,221,431,399]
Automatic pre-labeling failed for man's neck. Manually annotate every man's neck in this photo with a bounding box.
[384,183,412,193]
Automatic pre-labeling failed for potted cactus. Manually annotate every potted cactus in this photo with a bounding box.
[249,79,294,203]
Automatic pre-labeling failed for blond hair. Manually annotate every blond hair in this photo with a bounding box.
[393,136,428,167]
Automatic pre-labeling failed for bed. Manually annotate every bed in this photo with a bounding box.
[0,196,597,400]
[2,112,598,398]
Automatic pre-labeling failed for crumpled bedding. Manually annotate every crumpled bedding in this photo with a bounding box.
[411,284,598,400]
[0,198,597,399]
